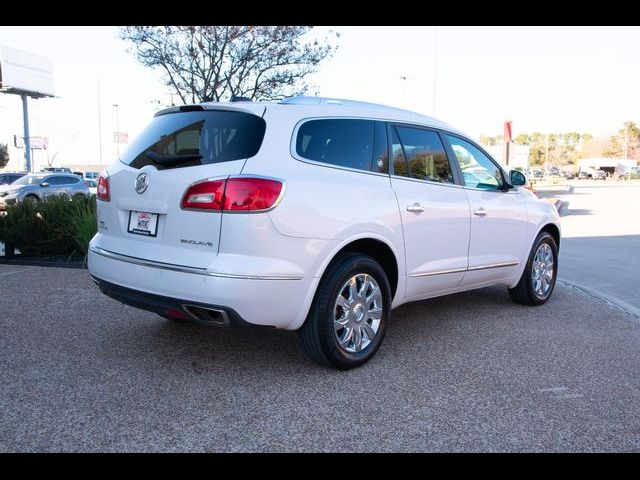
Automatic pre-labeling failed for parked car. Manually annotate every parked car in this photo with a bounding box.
[0,172,26,185]
[594,170,607,180]
[83,171,100,180]
[88,96,561,369]
[41,167,73,173]
[578,171,589,180]
[84,179,98,196]
[562,171,575,180]
[0,172,90,210]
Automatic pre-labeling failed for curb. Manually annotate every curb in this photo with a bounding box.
[558,278,640,321]
[0,257,86,270]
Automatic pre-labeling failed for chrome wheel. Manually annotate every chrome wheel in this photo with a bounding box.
[532,243,554,297]
[333,273,383,353]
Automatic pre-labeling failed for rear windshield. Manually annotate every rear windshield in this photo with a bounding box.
[122,110,266,170]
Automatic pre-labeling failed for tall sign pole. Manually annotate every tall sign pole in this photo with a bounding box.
[21,94,31,172]
[503,120,513,167]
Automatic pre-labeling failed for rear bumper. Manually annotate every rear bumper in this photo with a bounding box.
[91,275,265,328]
[88,244,313,329]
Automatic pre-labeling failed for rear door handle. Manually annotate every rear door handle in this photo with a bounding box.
[406,202,425,213]
[473,208,487,217]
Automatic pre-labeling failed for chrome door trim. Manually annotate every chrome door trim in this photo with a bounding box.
[409,261,519,278]
[467,261,520,271]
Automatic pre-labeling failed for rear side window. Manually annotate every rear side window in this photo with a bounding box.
[296,119,376,172]
[124,110,266,170]
[391,126,454,184]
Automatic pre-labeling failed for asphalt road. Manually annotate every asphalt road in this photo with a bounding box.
[1,262,640,452]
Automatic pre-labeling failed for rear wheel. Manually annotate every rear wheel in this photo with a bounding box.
[508,232,558,306]
[24,194,39,205]
[299,253,391,369]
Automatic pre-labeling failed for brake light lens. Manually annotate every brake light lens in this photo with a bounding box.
[223,178,283,211]
[181,177,283,212]
[97,173,110,201]
[181,179,225,210]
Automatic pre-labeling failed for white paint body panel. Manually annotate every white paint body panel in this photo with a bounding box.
[88,100,560,330]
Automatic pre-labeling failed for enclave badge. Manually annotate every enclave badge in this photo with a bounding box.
[135,172,150,194]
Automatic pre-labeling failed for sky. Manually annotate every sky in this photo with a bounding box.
[1,25,639,170]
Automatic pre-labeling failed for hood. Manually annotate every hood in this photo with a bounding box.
[0,184,29,195]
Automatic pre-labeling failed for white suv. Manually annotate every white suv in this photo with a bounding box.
[88,97,560,369]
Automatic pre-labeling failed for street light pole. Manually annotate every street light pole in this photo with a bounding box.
[113,103,120,157]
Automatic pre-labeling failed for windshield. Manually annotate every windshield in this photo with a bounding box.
[13,174,46,186]
[122,110,266,170]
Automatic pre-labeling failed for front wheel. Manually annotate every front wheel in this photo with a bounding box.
[508,232,558,305]
[298,253,391,369]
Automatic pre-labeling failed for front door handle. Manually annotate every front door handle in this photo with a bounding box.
[406,202,425,213]
[473,208,487,217]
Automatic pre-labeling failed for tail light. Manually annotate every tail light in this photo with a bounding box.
[97,173,110,201]
[181,177,283,212]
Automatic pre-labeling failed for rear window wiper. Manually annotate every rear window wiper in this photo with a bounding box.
[146,151,202,167]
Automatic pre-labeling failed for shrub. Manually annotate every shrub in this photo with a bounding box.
[0,196,97,258]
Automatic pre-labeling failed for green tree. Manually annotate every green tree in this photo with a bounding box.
[0,143,9,169]
[514,133,529,145]
[603,121,640,160]
[529,145,545,166]
[121,26,337,104]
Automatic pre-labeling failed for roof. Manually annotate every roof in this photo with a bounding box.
[155,96,462,134]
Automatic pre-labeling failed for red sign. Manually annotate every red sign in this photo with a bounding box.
[504,120,513,143]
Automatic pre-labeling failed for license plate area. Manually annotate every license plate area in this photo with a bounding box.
[127,211,159,237]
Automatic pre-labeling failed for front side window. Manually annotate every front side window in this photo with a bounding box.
[392,126,454,184]
[296,119,375,172]
[446,135,504,190]
[124,110,266,170]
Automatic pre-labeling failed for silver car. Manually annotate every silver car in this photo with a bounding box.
[0,173,90,210]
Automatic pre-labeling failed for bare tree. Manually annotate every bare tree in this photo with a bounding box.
[120,26,337,104]
[0,143,9,169]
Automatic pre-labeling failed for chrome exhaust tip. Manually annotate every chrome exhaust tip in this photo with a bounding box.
[182,304,230,327]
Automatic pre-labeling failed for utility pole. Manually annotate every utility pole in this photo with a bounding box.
[432,27,438,116]
[97,79,103,164]
[113,103,120,157]
[624,122,629,160]
[399,76,408,104]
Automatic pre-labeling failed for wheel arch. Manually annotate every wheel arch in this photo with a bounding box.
[540,222,561,252]
[287,234,403,331]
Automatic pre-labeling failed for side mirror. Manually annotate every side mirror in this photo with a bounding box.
[509,170,527,186]
[40,182,50,188]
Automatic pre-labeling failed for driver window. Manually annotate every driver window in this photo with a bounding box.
[446,135,504,190]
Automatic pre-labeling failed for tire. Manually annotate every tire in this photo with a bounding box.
[508,232,558,306]
[24,194,39,204]
[73,193,85,201]
[298,253,391,369]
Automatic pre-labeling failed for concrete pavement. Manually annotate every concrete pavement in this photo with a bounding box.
[552,181,640,316]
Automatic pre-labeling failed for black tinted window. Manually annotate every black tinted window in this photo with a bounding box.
[296,119,375,172]
[124,110,266,170]
[46,177,66,186]
[392,126,454,184]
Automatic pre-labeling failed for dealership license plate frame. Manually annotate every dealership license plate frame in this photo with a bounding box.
[127,211,159,237]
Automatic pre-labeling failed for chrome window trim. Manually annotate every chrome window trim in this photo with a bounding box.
[90,246,303,280]
[390,174,464,190]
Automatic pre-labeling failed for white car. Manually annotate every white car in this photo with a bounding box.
[88,97,560,369]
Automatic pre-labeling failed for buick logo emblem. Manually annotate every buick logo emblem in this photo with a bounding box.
[135,172,150,194]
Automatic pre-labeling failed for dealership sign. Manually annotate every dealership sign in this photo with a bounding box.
[0,45,54,97]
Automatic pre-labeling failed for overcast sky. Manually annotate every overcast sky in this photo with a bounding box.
[1,26,639,168]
